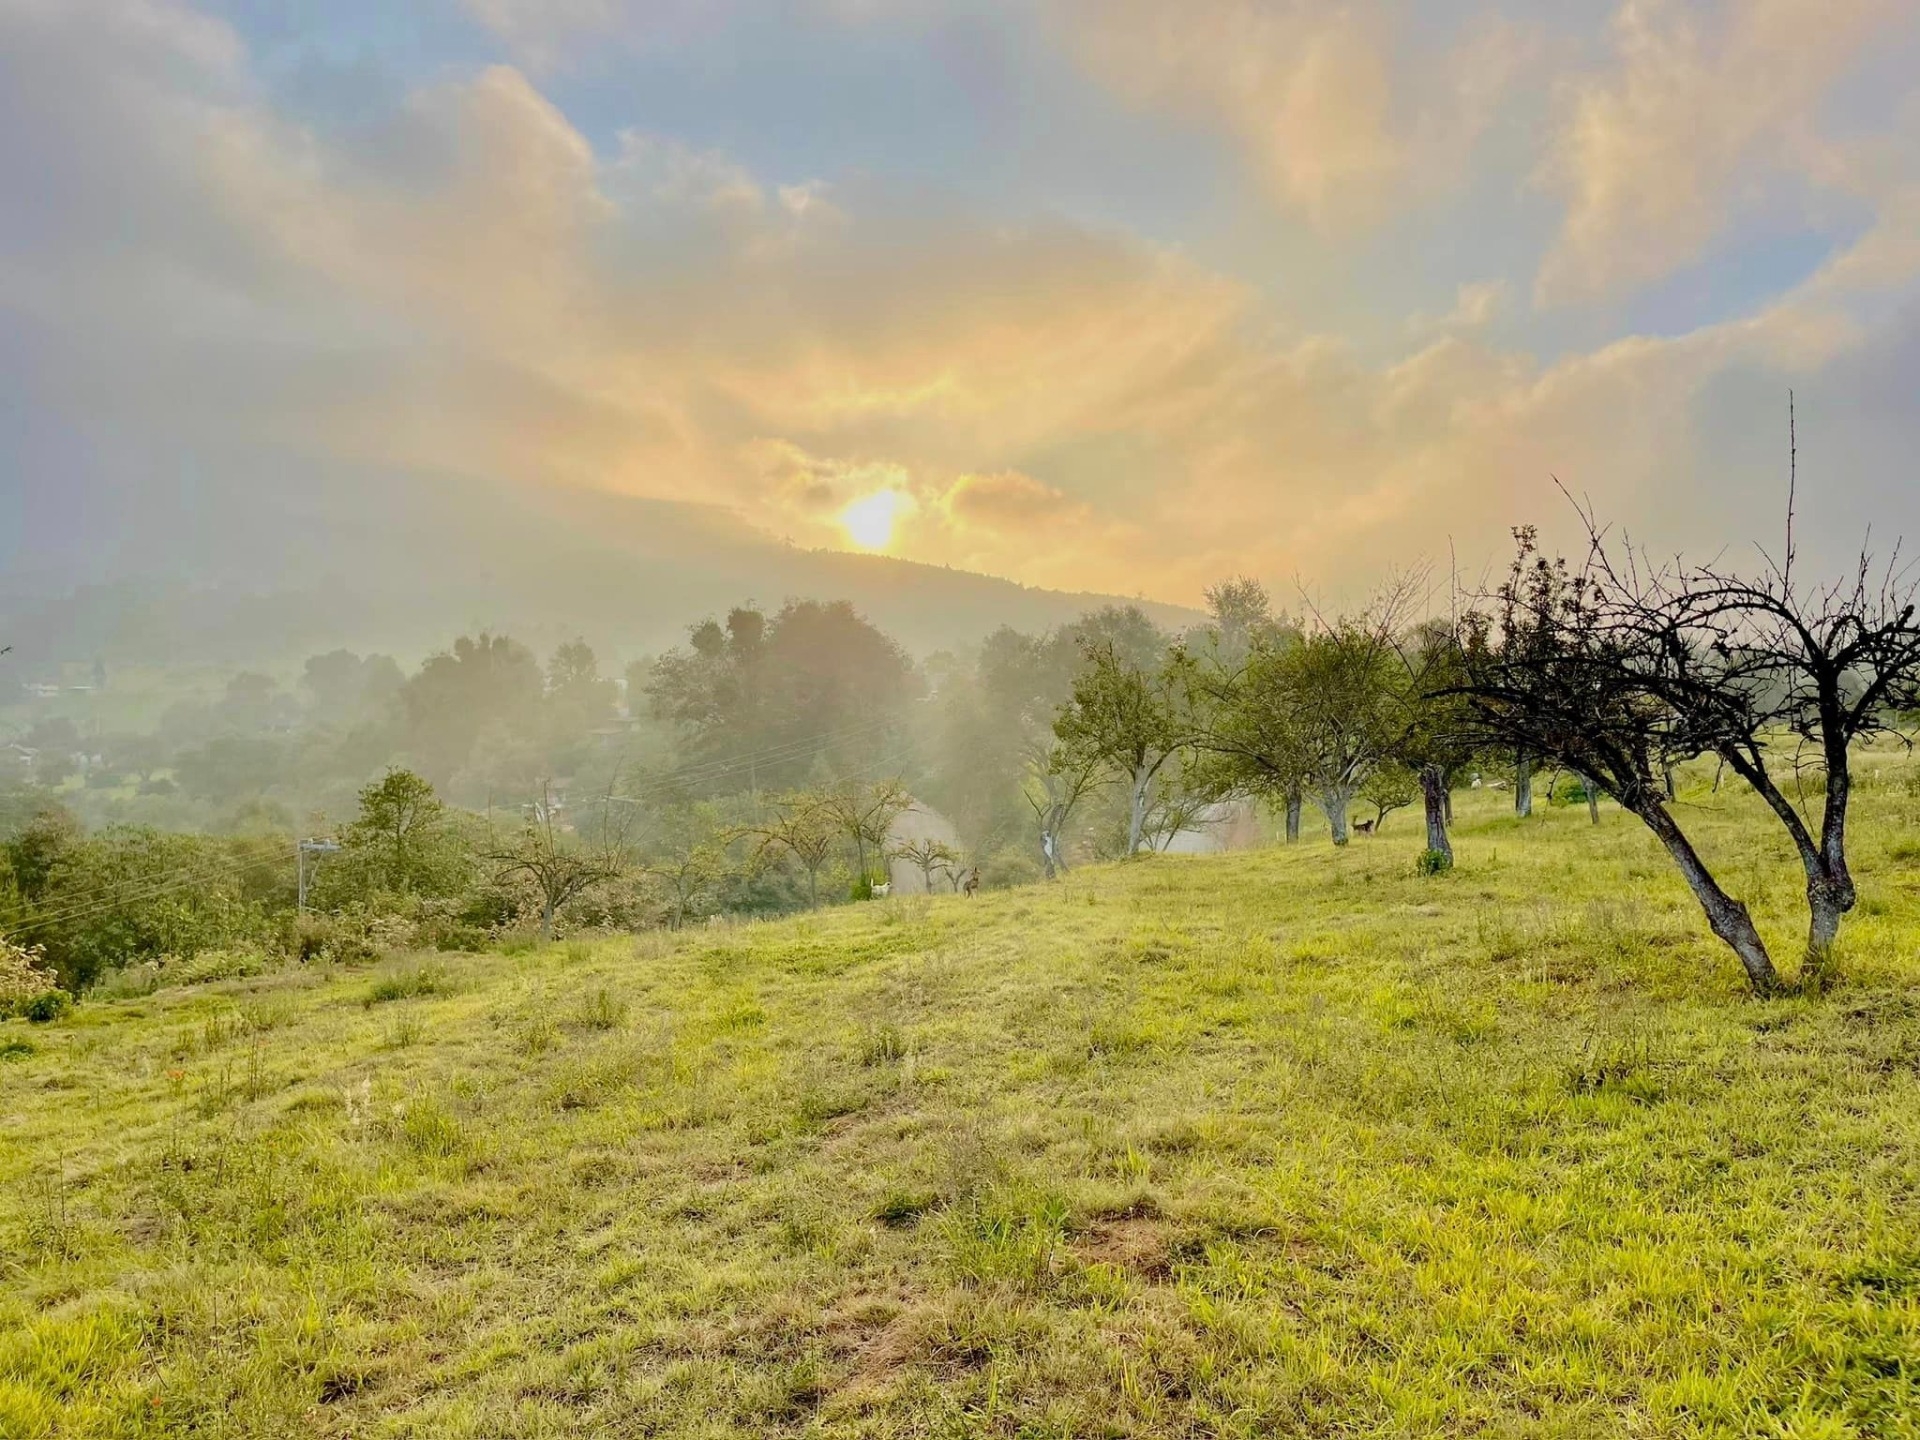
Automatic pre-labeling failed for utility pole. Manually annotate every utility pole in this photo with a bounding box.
[296,838,340,914]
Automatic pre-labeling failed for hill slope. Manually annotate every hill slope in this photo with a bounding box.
[0,473,1201,668]
[5,783,1920,1436]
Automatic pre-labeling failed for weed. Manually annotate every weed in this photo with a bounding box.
[363,963,449,1006]
[572,986,628,1031]
[859,1022,908,1066]
[516,1013,560,1055]
[873,1188,939,1227]
[396,1096,467,1159]
[1563,1031,1674,1101]
[383,1014,423,1049]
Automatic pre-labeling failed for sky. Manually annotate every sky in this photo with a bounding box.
[4,0,1919,610]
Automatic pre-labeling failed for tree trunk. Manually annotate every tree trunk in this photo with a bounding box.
[1810,757,1856,960]
[541,896,555,942]
[1807,877,1849,956]
[1515,755,1533,818]
[1576,773,1600,824]
[1127,771,1150,856]
[1728,745,1857,967]
[1638,803,1779,994]
[807,869,818,910]
[1322,787,1351,846]
[1420,764,1451,863]
[1039,824,1059,880]
[1284,790,1302,844]
[1442,785,1453,824]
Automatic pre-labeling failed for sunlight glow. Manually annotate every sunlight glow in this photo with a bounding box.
[839,489,912,550]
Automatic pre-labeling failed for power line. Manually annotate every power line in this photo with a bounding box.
[5,840,292,939]
[599,715,910,809]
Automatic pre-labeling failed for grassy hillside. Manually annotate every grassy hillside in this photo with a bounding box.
[5,771,1920,1437]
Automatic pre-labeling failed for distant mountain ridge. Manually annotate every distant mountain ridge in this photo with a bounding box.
[0,469,1200,669]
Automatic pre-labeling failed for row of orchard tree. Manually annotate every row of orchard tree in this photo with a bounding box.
[1032,519,1920,999]
[7,509,1919,1000]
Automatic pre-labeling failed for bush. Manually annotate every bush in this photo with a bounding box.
[287,906,418,966]
[23,990,73,1024]
[1416,849,1454,876]
[0,937,63,1020]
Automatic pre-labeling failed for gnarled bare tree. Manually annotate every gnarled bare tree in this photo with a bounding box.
[1456,518,1920,994]
[486,781,628,941]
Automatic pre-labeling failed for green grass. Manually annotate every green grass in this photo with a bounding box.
[6,771,1920,1437]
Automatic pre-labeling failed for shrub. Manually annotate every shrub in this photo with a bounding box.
[289,906,419,966]
[23,990,73,1024]
[1416,848,1454,876]
[0,937,63,1020]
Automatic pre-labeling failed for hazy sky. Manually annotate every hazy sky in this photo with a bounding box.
[5,0,1919,606]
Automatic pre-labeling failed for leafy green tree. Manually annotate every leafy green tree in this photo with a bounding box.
[1358,761,1417,830]
[816,778,915,886]
[1385,621,1483,864]
[742,793,839,909]
[338,768,468,899]
[546,639,618,730]
[1054,634,1191,856]
[1282,618,1407,846]
[647,601,917,794]
[301,650,403,726]
[400,633,544,786]
[27,828,275,990]
[6,806,82,904]
[174,735,285,805]
[632,801,732,927]
[1022,740,1105,877]
[1182,617,1312,843]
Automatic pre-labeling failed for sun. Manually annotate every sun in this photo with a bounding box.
[839,489,911,550]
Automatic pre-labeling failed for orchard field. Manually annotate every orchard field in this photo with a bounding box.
[5,763,1920,1437]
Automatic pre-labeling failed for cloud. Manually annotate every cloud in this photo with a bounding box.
[4,0,1920,611]
[1406,280,1510,342]
[1055,0,1532,232]
[943,471,1081,527]
[1535,0,1905,305]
